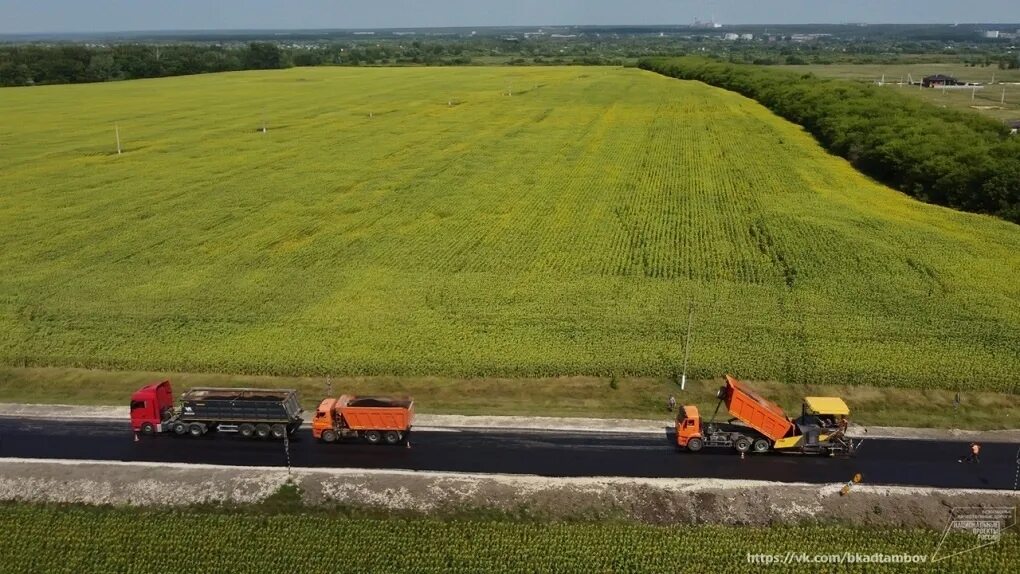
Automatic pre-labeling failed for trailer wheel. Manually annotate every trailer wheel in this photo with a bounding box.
[383,431,401,445]
[686,438,704,452]
[364,430,382,445]
[734,436,752,453]
[239,423,255,438]
[321,430,338,443]
[270,424,287,439]
[140,422,155,436]
[189,423,205,437]
[172,422,188,436]
[255,424,271,439]
[752,438,770,453]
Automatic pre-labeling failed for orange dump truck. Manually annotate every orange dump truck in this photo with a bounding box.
[312,395,413,445]
[675,375,853,456]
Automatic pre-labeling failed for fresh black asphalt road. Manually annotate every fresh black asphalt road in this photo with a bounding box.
[0,417,1016,490]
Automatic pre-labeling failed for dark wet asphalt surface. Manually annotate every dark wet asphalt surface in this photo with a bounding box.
[0,417,1015,490]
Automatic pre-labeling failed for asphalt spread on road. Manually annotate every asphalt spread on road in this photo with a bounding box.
[0,417,1015,490]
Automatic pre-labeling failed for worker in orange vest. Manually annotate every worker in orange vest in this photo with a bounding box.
[959,442,981,463]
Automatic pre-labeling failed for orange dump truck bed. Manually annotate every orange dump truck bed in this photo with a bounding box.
[722,375,793,441]
[337,395,414,431]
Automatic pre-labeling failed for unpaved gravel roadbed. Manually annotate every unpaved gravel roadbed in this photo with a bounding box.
[1,402,1019,440]
[1,458,1016,527]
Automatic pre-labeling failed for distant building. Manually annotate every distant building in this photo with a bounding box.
[724,33,739,41]
[693,18,723,29]
[790,33,830,42]
[922,74,961,88]
[1008,120,1020,135]
[740,33,754,40]
[983,30,1000,39]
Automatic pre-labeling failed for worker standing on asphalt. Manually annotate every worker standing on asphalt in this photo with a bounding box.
[959,442,981,463]
[667,395,676,412]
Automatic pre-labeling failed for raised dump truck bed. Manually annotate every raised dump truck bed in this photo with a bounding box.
[719,376,793,442]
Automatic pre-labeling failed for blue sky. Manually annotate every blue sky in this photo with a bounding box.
[0,0,1016,34]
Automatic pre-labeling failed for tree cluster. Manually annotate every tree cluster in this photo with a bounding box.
[640,57,1020,223]
[0,43,289,86]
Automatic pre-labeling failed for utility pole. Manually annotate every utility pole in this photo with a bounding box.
[1014,446,1019,491]
[1003,87,1007,105]
[680,305,694,391]
[115,124,122,155]
[282,429,292,477]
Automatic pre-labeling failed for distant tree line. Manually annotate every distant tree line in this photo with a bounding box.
[3,36,1017,87]
[0,41,636,87]
[640,57,1020,224]
[0,43,289,86]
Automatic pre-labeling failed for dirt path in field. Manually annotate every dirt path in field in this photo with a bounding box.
[1,458,1016,528]
[2,402,1019,441]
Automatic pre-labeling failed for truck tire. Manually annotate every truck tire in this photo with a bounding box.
[172,422,188,436]
[140,422,155,436]
[752,438,770,453]
[189,423,205,437]
[734,436,752,453]
[686,438,704,452]
[383,431,401,445]
[255,424,271,439]
[270,424,286,439]
[364,430,382,445]
[239,423,255,438]
[321,429,338,443]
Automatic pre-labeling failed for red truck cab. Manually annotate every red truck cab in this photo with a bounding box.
[130,380,174,434]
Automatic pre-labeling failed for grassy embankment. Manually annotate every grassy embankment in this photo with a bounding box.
[2,366,1017,430]
[1,499,1015,573]
[1,67,1018,399]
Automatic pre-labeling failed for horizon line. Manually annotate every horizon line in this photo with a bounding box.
[3,22,1020,38]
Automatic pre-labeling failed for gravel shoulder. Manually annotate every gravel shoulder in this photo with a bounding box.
[1,458,1016,528]
[2,402,1019,441]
